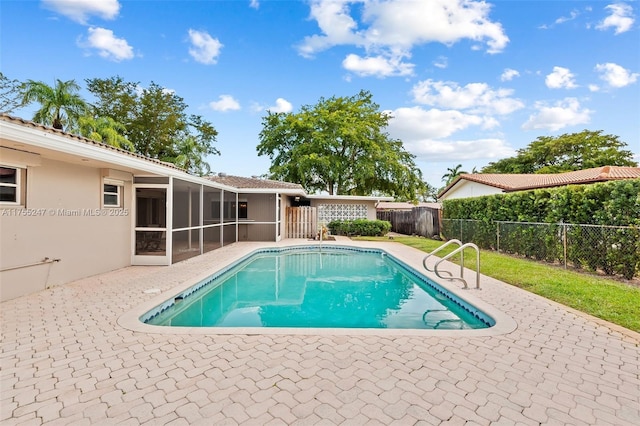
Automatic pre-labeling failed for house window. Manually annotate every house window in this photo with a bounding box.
[238,201,248,219]
[103,179,123,207]
[0,166,21,204]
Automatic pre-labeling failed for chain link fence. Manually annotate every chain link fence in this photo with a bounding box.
[442,219,640,279]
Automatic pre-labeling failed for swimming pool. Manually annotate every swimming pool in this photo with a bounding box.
[142,246,494,330]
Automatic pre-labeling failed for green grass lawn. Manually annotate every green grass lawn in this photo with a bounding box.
[355,236,640,333]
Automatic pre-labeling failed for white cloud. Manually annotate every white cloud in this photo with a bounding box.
[387,107,488,140]
[500,68,520,82]
[188,29,223,65]
[42,0,120,24]
[539,9,581,29]
[545,66,578,89]
[522,98,592,131]
[589,84,600,92]
[364,0,508,53]
[267,98,293,113]
[297,0,361,58]
[80,27,133,61]
[433,56,448,69]
[555,9,580,25]
[342,53,414,77]
[595,62,639,88]
[298,0,508,78]
[249,0,260,9]
[597,3,635,34]
[251,98,293,113]
[411,80,524,115]
[209,95,240,112]
[404,138,515,162]
[385,107,513,161]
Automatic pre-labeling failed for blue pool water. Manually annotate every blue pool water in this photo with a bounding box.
[143,247,493,329]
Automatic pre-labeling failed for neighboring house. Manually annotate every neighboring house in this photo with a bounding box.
[0,114,391,301]
[438,166,640,201]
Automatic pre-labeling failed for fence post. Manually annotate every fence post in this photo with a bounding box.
[562,222,567,269]
[412,208,417,236]
[496,221,500,252]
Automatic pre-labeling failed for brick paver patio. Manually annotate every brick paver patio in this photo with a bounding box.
[1,240,639,425]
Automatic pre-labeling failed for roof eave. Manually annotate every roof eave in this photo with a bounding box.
[0,118,240,191]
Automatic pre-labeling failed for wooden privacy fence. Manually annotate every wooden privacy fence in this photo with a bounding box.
[377,207,441,237]
[286,206,317,238]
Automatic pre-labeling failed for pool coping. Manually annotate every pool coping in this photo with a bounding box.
[118,239,518,337]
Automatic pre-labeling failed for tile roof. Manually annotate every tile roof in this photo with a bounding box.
[0,113,184,171]
[3,114,313,194]
[207,174,304,191]
[439,166,640,198]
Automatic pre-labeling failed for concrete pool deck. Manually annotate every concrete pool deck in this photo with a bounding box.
[1,239,639,424]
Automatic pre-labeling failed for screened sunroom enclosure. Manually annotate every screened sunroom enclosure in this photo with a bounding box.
[132,176,282,266]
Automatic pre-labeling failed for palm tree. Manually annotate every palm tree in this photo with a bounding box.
[77,116,134,151]
[19,79,87,131]
[165,136,211,176]
[442,164,467,185]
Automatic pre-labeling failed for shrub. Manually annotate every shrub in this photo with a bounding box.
[327,219,391,236]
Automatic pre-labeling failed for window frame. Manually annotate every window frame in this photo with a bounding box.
[0,165,22,206]
[103,178,123,208]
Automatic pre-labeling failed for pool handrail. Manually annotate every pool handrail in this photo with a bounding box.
[422,239,463,276]
[423,240,481,290]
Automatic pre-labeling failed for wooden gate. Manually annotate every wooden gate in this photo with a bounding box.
[377,206,441,237]
[286,206,317,239]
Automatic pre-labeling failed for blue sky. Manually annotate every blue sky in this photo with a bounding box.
[2,0,639,189]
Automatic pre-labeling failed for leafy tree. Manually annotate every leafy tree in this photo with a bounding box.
[442,164,467,185]
[0,72,22,113]
[77,116,134,151]
[257,90,424,199]
[19,79,87,130]
[85,76,138,130]
[163,136,212,175]
[482,130,637,174]
[178,114,218,174]
[85,76,219,175]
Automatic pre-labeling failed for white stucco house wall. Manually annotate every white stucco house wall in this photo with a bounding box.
[0,114,392,301]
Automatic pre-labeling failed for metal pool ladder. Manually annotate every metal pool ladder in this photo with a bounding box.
[422,239,481,289]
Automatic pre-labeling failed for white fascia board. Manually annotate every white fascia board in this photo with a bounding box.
[1,120,237,192]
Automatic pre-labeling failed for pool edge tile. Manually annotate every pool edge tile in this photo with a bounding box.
[118,240,518,337]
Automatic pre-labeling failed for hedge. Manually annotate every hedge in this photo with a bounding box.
[327,219,391,237]
[442,179,640,279]
[442,179,640,226]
